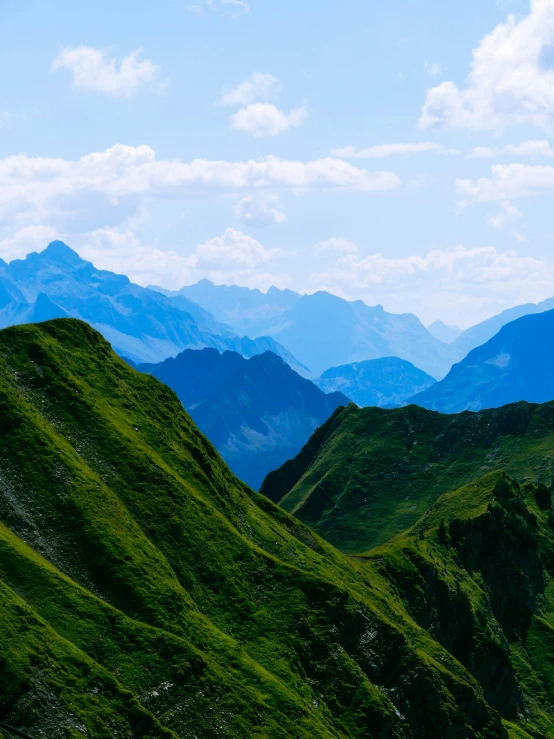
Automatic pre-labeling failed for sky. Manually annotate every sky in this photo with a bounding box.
[2,0,554,327]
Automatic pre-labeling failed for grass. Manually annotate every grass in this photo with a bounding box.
[262,401,554,552]
[0,319,553,737]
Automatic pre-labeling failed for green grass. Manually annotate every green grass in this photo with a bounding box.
[262,401,554,552]
[0,319,553,737]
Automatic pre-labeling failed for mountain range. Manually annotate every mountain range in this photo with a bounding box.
[426,319,462,343]
[261,398,554,552]
[4,318,550,736]
[452,295,554,357]
[407,309,554,413]
[315,356,436,407]
[0,241,301,367]
[157,280,460,378]
[138,348,348,489]
[164,278,302,336]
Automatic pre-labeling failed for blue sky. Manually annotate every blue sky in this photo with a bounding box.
[1,0,554,326]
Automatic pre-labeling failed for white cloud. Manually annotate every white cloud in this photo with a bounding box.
[468,146,500,159]
[457,163,554,203]
[234,194,287,227]
[468,139,554,158]
[220,73,281,106]
[420,0,554,130]
[193,227,280,268]
[424,62,442,77]
[74,226,288,290]
[0,225,59,262]
[0,144,400,229]
[230,103,308,137]
[51,46,160,98]
[311,244,554,327]
[513,231,528,243]
[189,0,249,16]
[487,200,521,229]
[331,142,451,158]
[314,237,358,255]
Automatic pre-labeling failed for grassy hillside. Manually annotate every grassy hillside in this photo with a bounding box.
[1,319,553,737]
[261,401,554,552]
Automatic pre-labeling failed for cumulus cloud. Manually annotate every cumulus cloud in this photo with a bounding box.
[234,194,287,227]
[222,72,307,137]
[331,142,451,158]
[311,244,554,327]
[72,226,288,290]
[424,62,442,77]
[0,144,400,229]
[420,0,554,130]
[220,73,281,106]
[230,103,307,137]
[51,46,160,97]
[193,227,280,268]
[487,201,521,229]
[0,225,59,262]
[468,140,554,158]
[314,237,358,255]
[189,0,249,16]
[457,163,554,203]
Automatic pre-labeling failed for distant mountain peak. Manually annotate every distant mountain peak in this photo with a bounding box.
[41,240,83,265]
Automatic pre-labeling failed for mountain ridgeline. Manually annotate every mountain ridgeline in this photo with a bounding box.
[138,347,348,489]
[2,318,554,737]
[0,241,301,368]
[157,279,462,378]
[261,399,554,552]
[452,295,554,357]
[407,308,554,413]
[315,356,436,408]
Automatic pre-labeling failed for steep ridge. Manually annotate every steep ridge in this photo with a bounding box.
[0,241,298,367]
[358,470,554,739]
[407,309,554,413]
[261,400,554,552]
[315,357,435,407]
[453,295,554,357]
[138,347,347,489]
[0,318,549,737]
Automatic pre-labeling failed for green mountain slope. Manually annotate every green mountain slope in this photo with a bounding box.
[261,401,554,552]
[1,319,554,738]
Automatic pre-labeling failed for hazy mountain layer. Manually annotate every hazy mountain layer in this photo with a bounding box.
[315,356,435,407]
[408,309,554,413]
[138,348,347,489]
[426,319,462,343]
[453,295,554,357]
[161,282,462,378]
[0,241,299,367]
[162,278,302,336]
